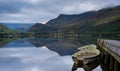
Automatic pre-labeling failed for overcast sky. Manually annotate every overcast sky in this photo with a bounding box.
[0,0,120,24]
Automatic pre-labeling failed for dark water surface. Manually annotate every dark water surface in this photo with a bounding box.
[0,37,102,71]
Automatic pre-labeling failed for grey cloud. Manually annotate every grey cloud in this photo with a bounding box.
[0,0,35,14]
[0,0,120,23]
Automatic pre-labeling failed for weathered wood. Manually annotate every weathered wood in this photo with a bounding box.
[97,39,120,63]
[104,40,120,56]
[104,52,108,64]
[114,60,118,71]
[110,56,114,71]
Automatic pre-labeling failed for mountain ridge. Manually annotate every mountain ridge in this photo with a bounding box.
[3,23,34,32]
[29,5,120,36]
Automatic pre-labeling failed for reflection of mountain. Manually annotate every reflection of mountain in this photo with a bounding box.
[65,36,97,45]
[29,38,58,47]
[46,37,98,56]
[0,38,16,47]
[46,40,79,56]
[2,38,34,48]
[28,37,81,56]
[0,37,97,56]
[29,37,98,56]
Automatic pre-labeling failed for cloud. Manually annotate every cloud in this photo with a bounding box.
[0,47,74,71]
[28,0,43,4]
[0,0,120,23]
[61,2,99,14]
[0,46,102,71]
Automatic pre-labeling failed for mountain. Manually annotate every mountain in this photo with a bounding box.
[29,23,57,35]
[65,6,120,35]
[3,23,34,32]
[0,23,8,30]
[46,11,96,29]
[29,11,96,33]
[0,23,17,37]
[29,5,120,36]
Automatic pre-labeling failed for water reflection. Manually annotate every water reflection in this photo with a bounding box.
[0,37,102,71]
[2,38,35,48]
[29,37,81,56]
[0,46,73,71]
[0,38,16,47]
[72,60,100,71]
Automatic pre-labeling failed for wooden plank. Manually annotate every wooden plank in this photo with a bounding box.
[98,39,120,63]
[114,60,118,71]
[99,44,120,63]
[110,56,114,71]
[104,40,120,47]
[103,39,120,56]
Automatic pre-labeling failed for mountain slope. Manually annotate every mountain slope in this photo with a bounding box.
[0,23,8,30]
[30,5,120,36]
[0,23,16,36]
[3,23,34,32]
[46,11,96,29]
[63,5,120,35]
[29,23,57,35]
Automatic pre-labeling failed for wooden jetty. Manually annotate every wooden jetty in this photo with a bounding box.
[97,39,120,71]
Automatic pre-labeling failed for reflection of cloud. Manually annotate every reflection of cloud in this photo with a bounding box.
[0,46,73,71]
[93,66,102,71]
[0,46,101,71]
[31,67,40,71]
[76,65,102,71]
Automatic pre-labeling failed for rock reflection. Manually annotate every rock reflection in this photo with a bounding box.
[72,59,99,71]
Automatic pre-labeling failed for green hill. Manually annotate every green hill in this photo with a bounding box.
[29,5,120,36]
[65,6,120,35]
[29,23,57,36]
[0,23,18,37]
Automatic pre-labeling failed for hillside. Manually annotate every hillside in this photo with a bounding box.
[0,23,18,37]
[3,23,33,32]
[46,11,96,29]
[29,23,57,36]
[65,6,120,35]
[0,23,8,30]
[0,23,11,34]
[29,5,120,36]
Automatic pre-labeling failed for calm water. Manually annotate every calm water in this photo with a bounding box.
[0,37,102,71]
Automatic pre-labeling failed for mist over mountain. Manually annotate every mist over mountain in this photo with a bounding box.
[3,23,34,32]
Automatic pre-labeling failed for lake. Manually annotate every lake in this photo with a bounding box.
[0,37,102,71]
